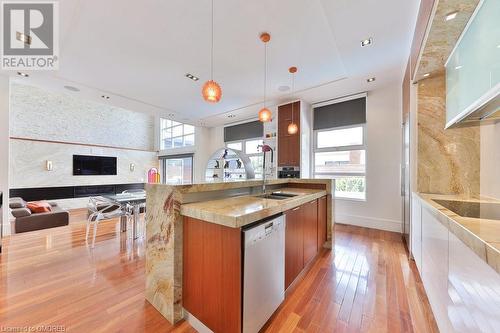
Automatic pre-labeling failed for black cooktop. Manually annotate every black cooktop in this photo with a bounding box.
[433,200,500,220]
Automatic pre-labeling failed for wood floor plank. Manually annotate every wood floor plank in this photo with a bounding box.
[0,215,438,333]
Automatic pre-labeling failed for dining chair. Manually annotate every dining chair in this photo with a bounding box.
[86,196,130,248]
[121,189,147,238]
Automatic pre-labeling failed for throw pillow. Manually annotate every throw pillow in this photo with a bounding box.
[27,201,52,213]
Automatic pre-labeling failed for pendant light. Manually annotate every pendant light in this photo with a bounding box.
[287,66,298,135]
[258,32,272,122]
[202,0,222,103]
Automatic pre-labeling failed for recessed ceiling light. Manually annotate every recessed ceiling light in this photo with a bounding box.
[278,85,290,92]
[167,113,175,117]
[445,11,458,21]
[366,77,376,83]
[455,65,463,70]
[497,44,500,48]
[227,114,236,118]
[361,37,373,47]
[64,85,80,92]
[17,71,29,77]
[101,95,110,100]
[185,73,199,81]
[423,73,430,77]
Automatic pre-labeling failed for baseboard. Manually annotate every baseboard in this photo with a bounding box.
[184,310,214,333]
[335,213,402,233]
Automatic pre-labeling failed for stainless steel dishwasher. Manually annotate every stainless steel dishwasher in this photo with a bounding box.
[243,214,285,333]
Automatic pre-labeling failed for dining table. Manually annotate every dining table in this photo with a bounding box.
[103,192,146,239]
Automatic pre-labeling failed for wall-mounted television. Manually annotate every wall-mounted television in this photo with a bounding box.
[73,155,117,175]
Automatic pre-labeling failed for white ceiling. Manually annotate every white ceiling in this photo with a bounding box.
[6,0,420,127]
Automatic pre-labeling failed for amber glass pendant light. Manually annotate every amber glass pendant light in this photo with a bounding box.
[202,0,222,103]
[287,66,298,134]
[258,32,272,122]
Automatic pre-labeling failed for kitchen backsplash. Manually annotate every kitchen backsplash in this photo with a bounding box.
[417,74,481,197]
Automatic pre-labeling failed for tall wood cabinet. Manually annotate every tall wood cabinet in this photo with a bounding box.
[278,101,300,167]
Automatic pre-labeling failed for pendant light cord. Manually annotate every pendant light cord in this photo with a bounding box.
[264,42,267,108]
[291,71,294,123]
[211,0,214,80]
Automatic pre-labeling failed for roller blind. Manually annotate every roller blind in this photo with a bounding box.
[158,153,194,160]
[313,97,366,130]
[224,120,263,142]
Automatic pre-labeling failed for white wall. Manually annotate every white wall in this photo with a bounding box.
[334,84,403,232]
[0,75,10,236]
[480,122,500,200]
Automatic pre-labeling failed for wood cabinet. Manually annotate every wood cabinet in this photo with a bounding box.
[285,198,324,289]
[285,204,304,289]
[183,216,242,333]
[303,199,318,265]
[317,196,327,250]
[278,102,300,167]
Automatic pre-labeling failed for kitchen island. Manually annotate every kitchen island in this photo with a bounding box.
[144,179,334,330]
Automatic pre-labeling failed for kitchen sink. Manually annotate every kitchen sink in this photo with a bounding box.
[255,194,289,200]
[270,191,298,198]
[255,192,299,200]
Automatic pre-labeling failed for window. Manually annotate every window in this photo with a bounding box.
[160,154,193,185]
[314,125,366,200]
[160,119,195,150]
[225,138,264,179]
[226,142,242,151]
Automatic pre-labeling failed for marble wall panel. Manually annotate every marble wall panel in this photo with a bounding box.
[417,74,480,196]
[10,82,155,150]
[10,139,158,188]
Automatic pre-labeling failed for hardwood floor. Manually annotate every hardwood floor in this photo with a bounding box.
[0,213,438,332]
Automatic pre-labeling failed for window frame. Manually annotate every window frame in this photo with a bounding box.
[225,137,264,179]
[313,123,367,201]
[160,119,195,150]
[160,153,194,185]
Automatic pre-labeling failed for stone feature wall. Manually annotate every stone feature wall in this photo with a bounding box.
[417,74,480,196]
[10,83,155,150]
[9,83,158,189]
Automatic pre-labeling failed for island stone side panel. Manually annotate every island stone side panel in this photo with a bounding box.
[145,184,184,323]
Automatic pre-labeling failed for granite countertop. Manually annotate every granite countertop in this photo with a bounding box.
[416,193,500,274]
[180,188,327,228]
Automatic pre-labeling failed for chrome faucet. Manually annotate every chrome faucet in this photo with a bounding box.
[258,144,273,194]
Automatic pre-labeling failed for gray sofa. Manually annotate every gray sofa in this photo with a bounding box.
[10,197,69,233]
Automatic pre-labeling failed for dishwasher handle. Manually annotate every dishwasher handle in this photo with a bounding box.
[244,216,285,247]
